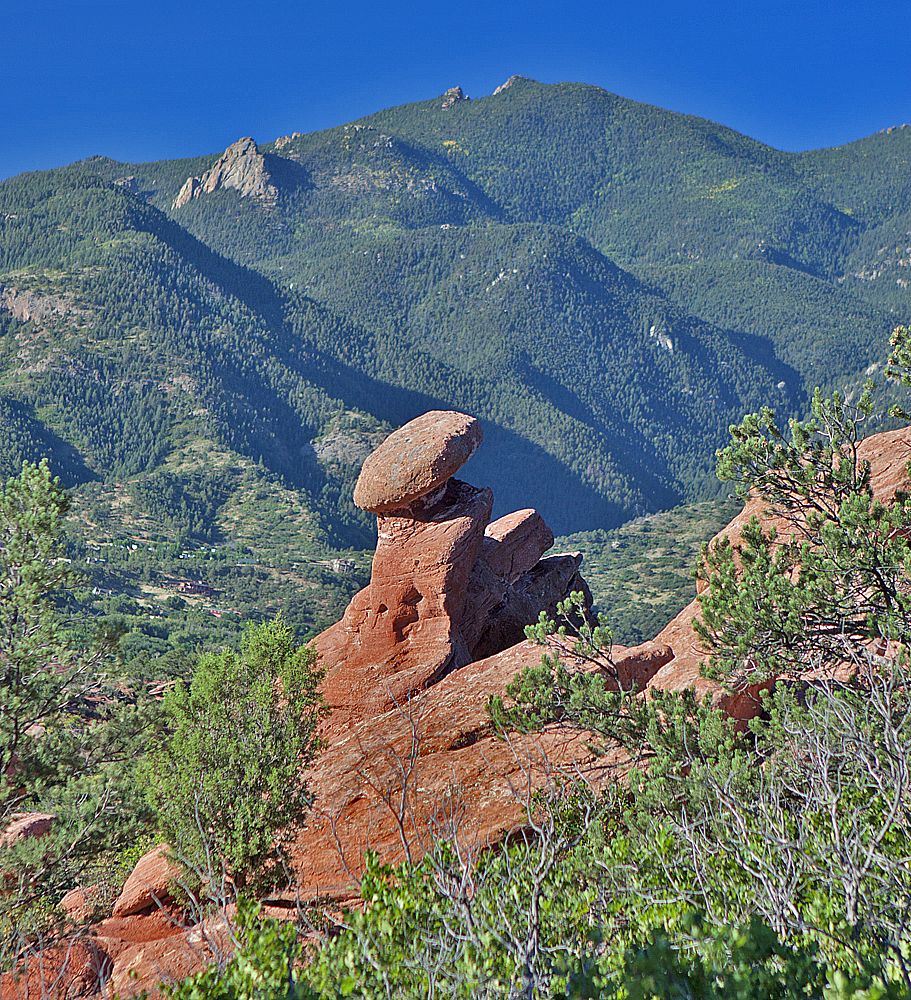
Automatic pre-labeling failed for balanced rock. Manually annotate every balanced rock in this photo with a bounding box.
[352,411,482,514]
[319,411,594,728]
[87,408,604,996]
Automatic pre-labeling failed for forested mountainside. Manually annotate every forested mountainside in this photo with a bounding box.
[1,78,908,567]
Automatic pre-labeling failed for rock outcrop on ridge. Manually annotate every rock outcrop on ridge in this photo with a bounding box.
[493,75,538,95]
[173,137,279,208]
[441,86,468,108]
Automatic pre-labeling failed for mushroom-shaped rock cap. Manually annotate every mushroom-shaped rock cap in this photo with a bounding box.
[353,411,482,513]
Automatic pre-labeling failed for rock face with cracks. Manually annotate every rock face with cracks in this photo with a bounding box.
[173,137,279,208]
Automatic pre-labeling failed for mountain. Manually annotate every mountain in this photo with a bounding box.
[1,79,908,562]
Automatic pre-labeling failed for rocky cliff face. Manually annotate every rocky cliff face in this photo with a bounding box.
[173,137,278,208]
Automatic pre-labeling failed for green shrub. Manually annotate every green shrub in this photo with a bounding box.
[145,617,325,898]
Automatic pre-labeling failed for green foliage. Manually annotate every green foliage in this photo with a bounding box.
[697,333,911,683]
[163,898,317,1000]
[145,617,326,897]
[0,460,155,961]
[590,912,828,1000]
[482,357,911,994]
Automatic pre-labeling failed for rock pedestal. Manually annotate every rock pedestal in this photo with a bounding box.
[317,478,494,721]
[316,411,593,727]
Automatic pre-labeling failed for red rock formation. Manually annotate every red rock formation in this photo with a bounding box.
[317,478,493,725]
[297,411,658,893]
[648,426,911,719]
[111,844,180,919]
[40,420,911,999]
[317,411,595,728]
[0,812,54,848]
[479,509,554,581]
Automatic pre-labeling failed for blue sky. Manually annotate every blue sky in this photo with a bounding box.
[3,0,910,182]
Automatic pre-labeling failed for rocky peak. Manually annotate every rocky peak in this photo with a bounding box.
[441,86,468,109]
[274,131,303,150]
[173,137,278,209]
[493,75,537,95]
[113,176,140,195]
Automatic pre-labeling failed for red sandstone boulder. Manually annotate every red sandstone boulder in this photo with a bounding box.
[459,510,570,660]
[0,938,109,1000]
[59,884,102,924]
[480,509,554,582]
[613,642,674,691]
[353,411,482,514]
[111,844,180,918]
[0,909,235,1000]
[0,812,54,848]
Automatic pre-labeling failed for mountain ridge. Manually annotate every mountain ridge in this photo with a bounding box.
[1,81,907,589]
